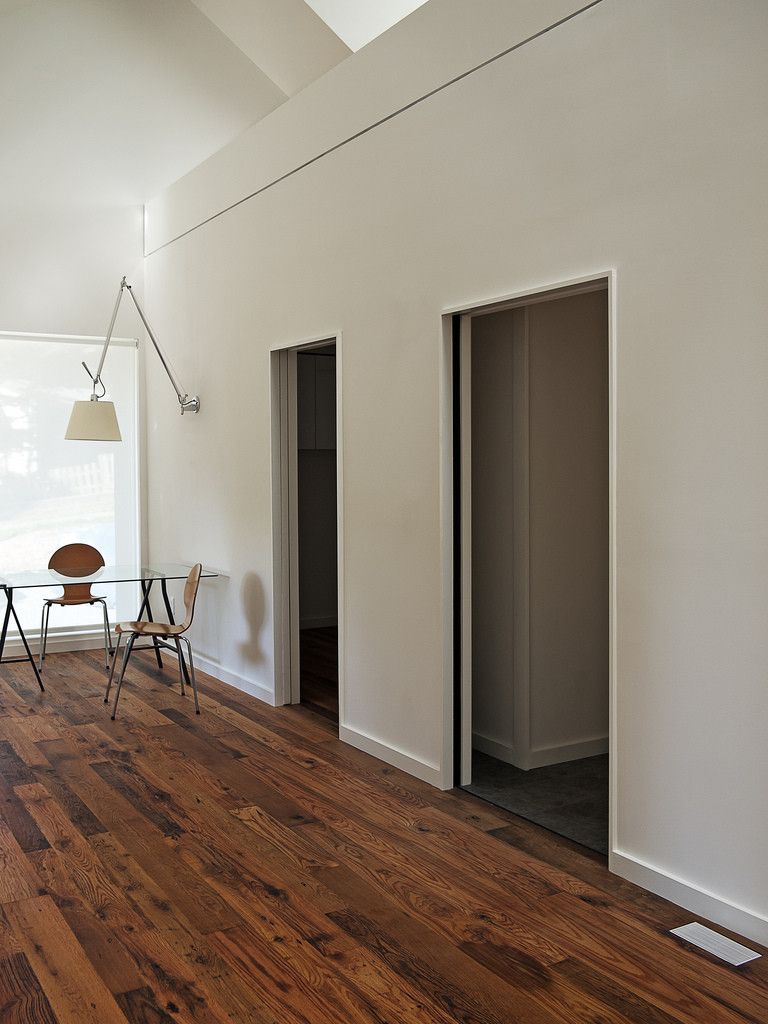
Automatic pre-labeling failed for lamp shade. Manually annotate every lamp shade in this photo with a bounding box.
[65,400,122,441]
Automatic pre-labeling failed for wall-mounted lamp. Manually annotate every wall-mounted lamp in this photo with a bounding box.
[65,276,200,441]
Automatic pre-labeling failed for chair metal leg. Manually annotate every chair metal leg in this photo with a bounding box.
[104,631,122,703]
[38,602,49,672]
[97,599,112,670]
[180,635,200,714]
[173,638,186,696]
[111,633,136,720]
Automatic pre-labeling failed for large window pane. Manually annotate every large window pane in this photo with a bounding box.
[0,335,139,635]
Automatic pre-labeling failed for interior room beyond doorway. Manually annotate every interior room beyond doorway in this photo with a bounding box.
[296,344,338,723]
[458,282,609,855]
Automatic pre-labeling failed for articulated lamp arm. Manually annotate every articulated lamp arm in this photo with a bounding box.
[85,276,200,414]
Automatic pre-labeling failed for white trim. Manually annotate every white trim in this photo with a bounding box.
[287,349,300,703]
[438,317,455,791]
[340,724,443,788]
[526,736,608,768]
[607,269,618,859]
[269,332,344,729]
[472,731,608,770]
[458,316,472,786]
[471,732,518,766]
[270,349,291,706]
[610,850,768,948]
[192,651,276,707]
[442,271,613,317]
[2,628,108,659]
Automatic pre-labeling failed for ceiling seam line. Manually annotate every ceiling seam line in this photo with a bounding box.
[144,0,604,257]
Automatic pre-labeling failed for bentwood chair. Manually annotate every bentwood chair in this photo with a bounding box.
[104,563,202,719]
[40,543,112,671]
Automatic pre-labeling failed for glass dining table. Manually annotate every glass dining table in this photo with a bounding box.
[0,563,217,692]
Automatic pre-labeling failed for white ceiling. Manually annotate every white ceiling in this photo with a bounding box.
[0,0,431,208]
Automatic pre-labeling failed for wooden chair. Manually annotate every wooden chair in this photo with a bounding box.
[104,563,203,719]
[40,543,112,671]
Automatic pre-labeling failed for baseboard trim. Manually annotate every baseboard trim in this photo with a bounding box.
[192,653,276,707]
[2,630,107,660]
[611,850,768,947]
[472,732,518,765]
[527,735,608,769]
[472,731,608,770]
[339,724,442,787]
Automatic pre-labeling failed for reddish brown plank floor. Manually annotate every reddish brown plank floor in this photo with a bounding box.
[300,626,338,723]
[0,648,765,1023]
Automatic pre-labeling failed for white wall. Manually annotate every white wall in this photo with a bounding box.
[144,0,768,943]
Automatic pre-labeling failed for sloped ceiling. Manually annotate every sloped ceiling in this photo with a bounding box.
[0,0,286,204]
[188,0,351,96]
[0,0,431,207]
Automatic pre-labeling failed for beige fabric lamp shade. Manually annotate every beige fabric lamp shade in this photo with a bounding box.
[65,399,122,441]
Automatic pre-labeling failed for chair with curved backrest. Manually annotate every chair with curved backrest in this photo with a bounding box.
[40,543,112,671]
[104,563,203,719]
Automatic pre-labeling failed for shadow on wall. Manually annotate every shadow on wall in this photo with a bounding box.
[238,571,265,665]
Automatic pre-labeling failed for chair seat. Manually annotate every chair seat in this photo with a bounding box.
[116,620,185,637]
[45,594,107,607]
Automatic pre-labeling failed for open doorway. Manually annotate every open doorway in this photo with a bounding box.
[454,280,611,855]
[296,345,338,722]
[271,338,340,726]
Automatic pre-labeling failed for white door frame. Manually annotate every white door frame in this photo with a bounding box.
[441,270,617,856]
[270,333,344,722]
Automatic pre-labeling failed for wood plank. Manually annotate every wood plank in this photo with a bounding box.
[0,780,49,853]
[0,951,58,1024]
[0,818,44,904]
[35,742,244,935]
[4,895,128,1024]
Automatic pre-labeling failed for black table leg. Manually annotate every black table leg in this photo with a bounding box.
[161,578,190,688]
[0,588,44,691]
[140,579,163,670]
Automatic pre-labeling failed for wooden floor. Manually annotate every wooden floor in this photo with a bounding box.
[0,651,766,1023]
[300,626,338,723]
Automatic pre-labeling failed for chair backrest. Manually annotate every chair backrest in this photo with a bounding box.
[48,543,105,601]
[180,563,203,631]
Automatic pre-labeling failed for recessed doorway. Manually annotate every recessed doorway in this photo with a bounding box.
[271,338,340,726]
[452,278,612,856]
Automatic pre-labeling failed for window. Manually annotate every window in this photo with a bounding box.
[0,333,140,636]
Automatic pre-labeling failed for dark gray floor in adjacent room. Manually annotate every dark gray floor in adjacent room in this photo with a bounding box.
[464,750,609,855]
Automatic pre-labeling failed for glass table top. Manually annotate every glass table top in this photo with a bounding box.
[0,563,218,590]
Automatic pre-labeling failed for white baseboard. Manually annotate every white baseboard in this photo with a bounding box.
[526,735,608,769]
[340,724,442,787]
[2,629,107,660]
[472,732,519,765]
[300,616,338,630]
[611,850,768,947]
[472,731,608,770]
[191,652,276,707]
